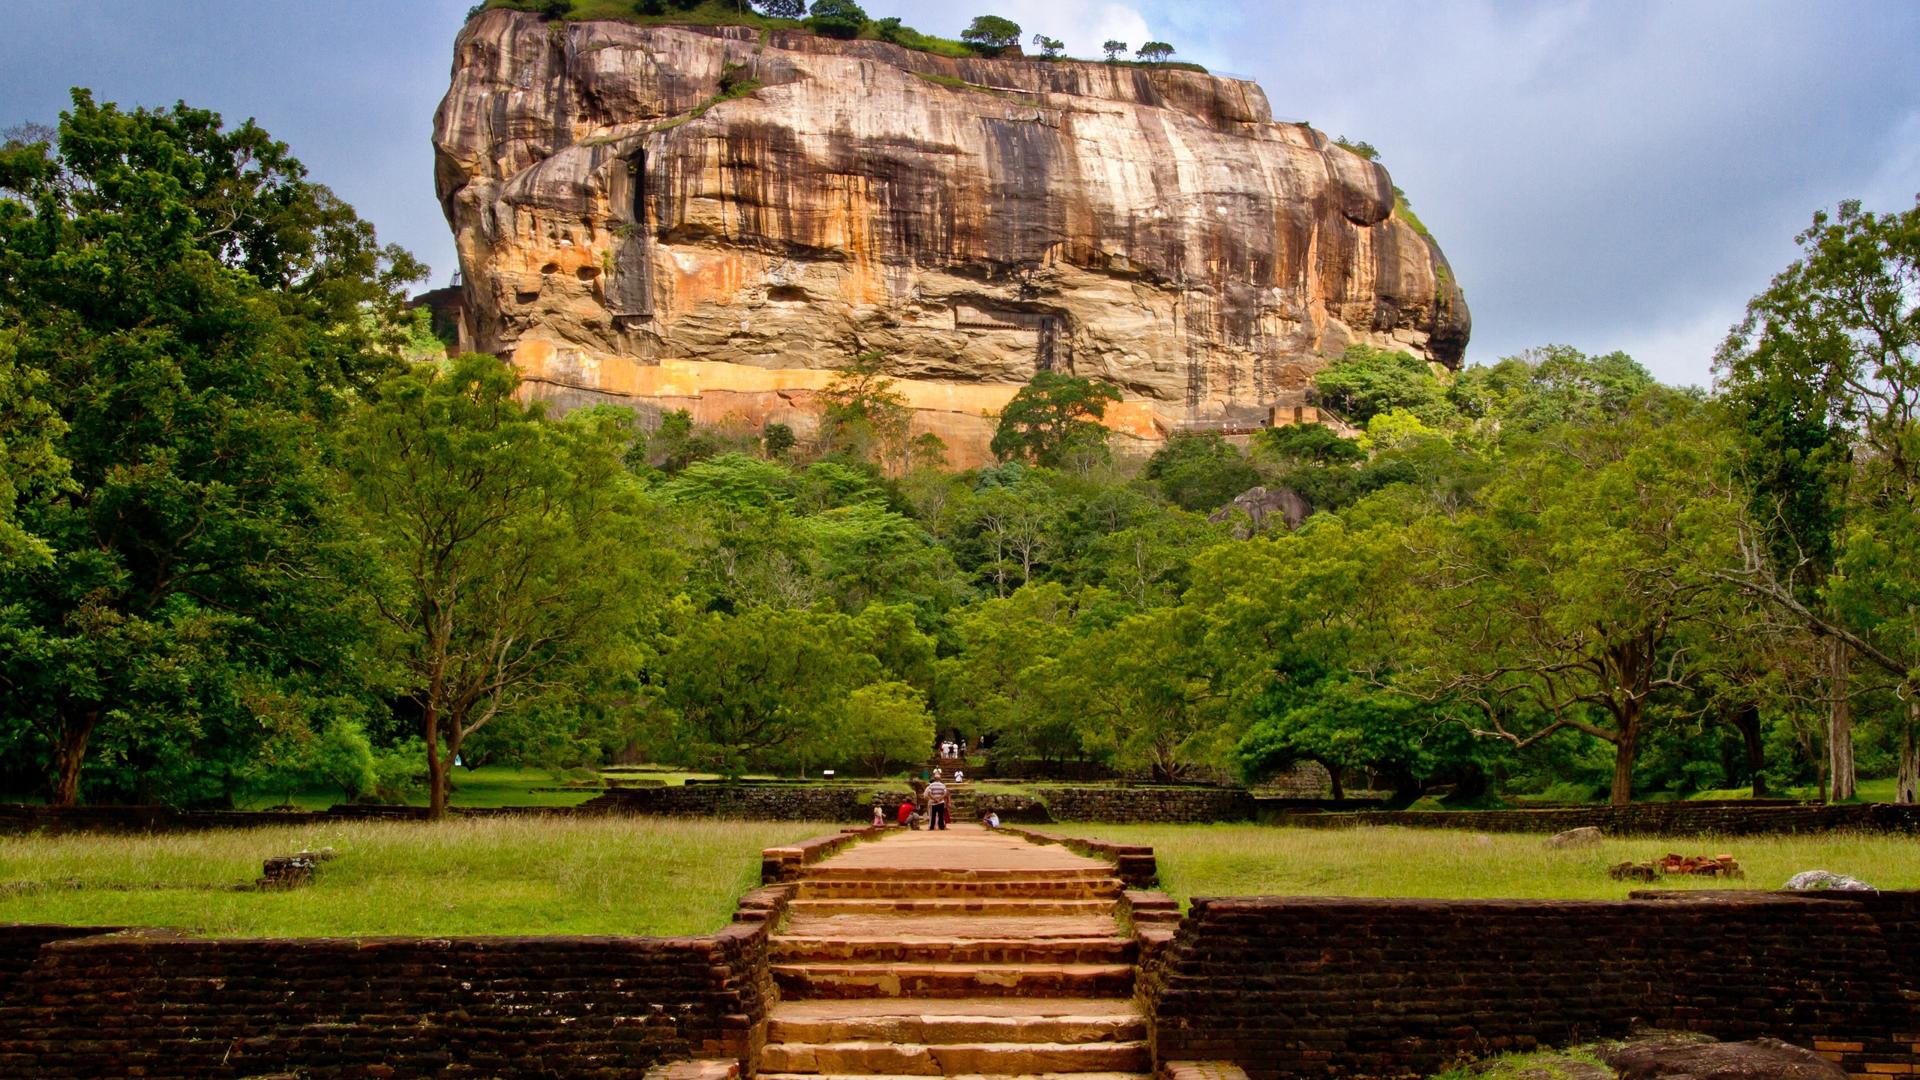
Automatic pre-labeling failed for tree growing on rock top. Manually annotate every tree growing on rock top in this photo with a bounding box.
[807,0,867,38]
[754,0,806,18]
[1135,41,1175,63]
[962,15,1022,56]
[1101,39,1127,62]
[1030,33,1065,59]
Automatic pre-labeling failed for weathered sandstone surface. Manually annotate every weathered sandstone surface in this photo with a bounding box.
[434,10,1470,461]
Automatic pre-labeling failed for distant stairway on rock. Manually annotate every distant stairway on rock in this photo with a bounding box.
[761,827,1148,1080]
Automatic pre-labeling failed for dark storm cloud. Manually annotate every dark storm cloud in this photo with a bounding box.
[5,1,1915,385]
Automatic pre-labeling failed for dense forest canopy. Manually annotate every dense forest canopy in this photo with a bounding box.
[3,93,1917,813]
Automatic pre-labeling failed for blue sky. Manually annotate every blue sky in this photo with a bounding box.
[4,1,1916,387]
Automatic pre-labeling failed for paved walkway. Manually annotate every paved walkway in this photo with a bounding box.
[762,825,1147,1080]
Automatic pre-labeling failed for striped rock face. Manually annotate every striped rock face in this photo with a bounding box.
[434,11,1470,463]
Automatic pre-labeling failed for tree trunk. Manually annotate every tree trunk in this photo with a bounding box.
[424,705,448,821]
[1609,704,1640,807]
[1728,703,1768,799]
[1828,636,1856,801]
[48,710,100,807]
[1326,762,1345,801]
[1900,697,1919,806]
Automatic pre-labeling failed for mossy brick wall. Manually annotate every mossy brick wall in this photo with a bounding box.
[1143,892,1920,1080]
[1034,786,1253,823]
[580,784,899,821]
[0,803,583,836]
[1262,801,1920,835]
[0,923,776,1079]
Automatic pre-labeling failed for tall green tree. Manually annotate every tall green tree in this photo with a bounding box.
[819,350,912,471]
[990,371,1121,467]
[0,91,419,805]
[657,606,873,776]
[343,355,671,817]
[833,681,936,776]
[1716,196,1920,801]
[1403,394,1743,805]
[1310,345,1446,425]
[1143,433,1259,512]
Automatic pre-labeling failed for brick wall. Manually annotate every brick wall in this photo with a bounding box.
[581,783,1254,825]
[0,925,120,999]
[19,792,1914,836]
[1143,892,1920,1080]
[0,894,792,1079]
[1037,786,1254,824]
[1262,801,1920,835]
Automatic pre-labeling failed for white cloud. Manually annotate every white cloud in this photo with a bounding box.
[1608,306,1744,392]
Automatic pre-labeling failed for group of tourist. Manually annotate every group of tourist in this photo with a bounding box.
[871,768,997,831]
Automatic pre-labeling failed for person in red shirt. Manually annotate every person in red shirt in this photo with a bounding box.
[896,798,915,827]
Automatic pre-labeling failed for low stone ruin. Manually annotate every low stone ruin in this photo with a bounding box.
[255,847,337,891]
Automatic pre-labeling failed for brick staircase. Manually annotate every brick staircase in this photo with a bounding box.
[761,827,1149,1080]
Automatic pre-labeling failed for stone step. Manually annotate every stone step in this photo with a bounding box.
[782,914,1124,942]
[796,879,1123,900]
[773,962,1136,1000]
[760,1040,1150,1076]
[788,899,1118,918]
[767,999,1146,1046]
[773,936,1135,966]
[805,867,1117,883]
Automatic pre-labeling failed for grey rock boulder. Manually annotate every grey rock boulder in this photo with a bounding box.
[1546,826,1604,848]
[1782,869,1874,891]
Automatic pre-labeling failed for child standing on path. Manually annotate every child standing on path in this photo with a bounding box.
[924,770,950,831]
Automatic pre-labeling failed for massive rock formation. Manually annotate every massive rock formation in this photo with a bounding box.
[434,9,1469,463]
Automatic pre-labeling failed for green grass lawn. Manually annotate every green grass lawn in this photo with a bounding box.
[1050,823,1920,902]
[0,817,828,937]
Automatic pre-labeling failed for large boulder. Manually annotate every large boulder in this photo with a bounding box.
[1208,486,1313,535]
[434,11,1470,464]
[1600,1035,1846,1080]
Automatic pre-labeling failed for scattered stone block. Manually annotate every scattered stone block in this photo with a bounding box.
[1657,853,1743,878]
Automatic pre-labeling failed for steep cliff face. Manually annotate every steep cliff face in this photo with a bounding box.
[434,10,1470,461]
